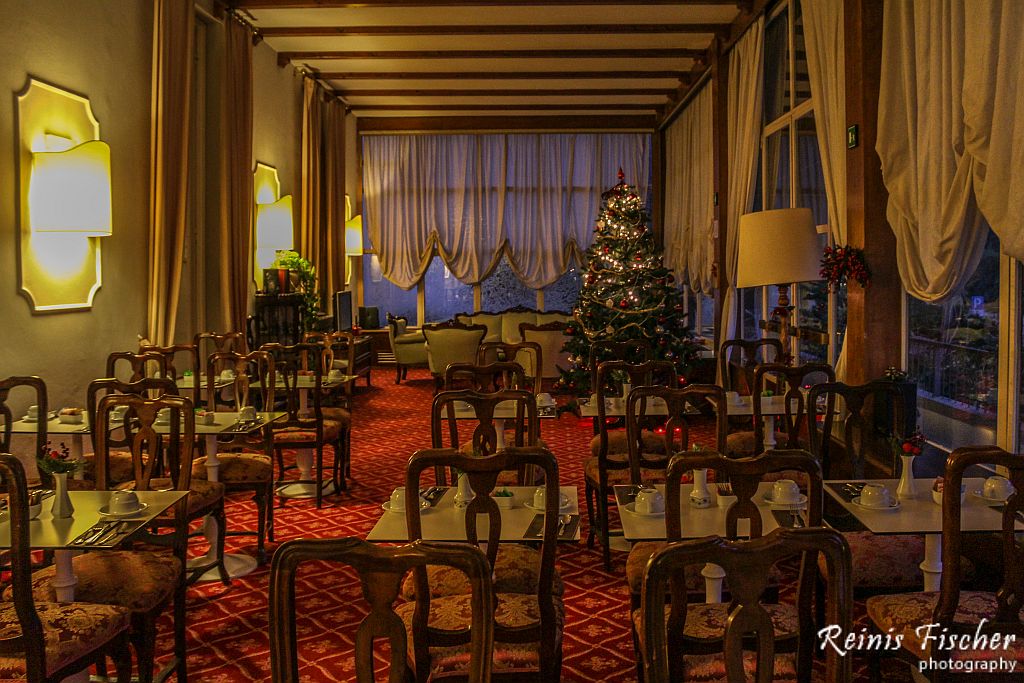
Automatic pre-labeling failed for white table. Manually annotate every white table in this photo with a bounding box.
[824,478,1020,592]
[0,490,186,683]
[367,485,579,542]
[448,400,557,449]
[614,482,791,602]
[8,414,90,464]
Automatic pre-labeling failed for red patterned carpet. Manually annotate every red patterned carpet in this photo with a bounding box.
[148,368,911,682]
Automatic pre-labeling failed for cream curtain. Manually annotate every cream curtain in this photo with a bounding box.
[877,0,986,303]
[663,86,714,294]
[963,1,1024,261]
[146,0,193,346]
[322,97,347,298]
[218,17,253,336]
[298,78,326,305]
[362,133,651,289]
[718,18,765,363]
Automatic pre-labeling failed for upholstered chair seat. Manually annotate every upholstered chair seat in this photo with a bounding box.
[724,429,792,457]
[818,531,925,588]
[115,478,225,519]
[192,452,272,484]
[81,450,137,485]
[0,602,131,680]
[395,593,565,680]
[583,457,667,487]
[321,406,351,427]
[400,543,564,600]
[625,540,786,599]
[589,430,667,458]
[271,419,342,444]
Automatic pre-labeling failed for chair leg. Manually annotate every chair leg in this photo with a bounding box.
[395,364,403,384]
[266,478,276,542]
[254,485,268,565]
[131,613,158,683]
[274,445,287,481]
[584,481,596,549]
[315,446,324,509]
[597,490,612,570]
[112,631,133,683]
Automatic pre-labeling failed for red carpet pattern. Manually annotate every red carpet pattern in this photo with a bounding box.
[146,368,912,681]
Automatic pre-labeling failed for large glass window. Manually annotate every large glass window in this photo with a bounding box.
[481,257,535,311]
[543,265,582,313]
[907,229,1000,450]
[361,254,417,325]
[423,256,473,322]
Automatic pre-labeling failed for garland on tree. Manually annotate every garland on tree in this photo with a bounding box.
[553,170,703,395]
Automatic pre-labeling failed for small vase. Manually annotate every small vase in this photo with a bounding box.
[454,474,474,508]
[896,454,917,500]
[690,468,712,508]
[51,472,75,519]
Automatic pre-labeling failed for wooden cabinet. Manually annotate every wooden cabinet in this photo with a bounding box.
[247,294,303,349]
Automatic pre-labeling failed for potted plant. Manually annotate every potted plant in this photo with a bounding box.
[271,250,320,331]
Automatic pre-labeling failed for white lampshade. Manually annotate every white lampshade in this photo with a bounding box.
[255,195,294,270]
[29,139,113,236]
[345,215,363,255]
[735,208,822,288]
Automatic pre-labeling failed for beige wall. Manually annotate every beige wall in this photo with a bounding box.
[0,0,153,411]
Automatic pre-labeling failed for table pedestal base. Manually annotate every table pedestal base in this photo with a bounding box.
[188,552,257,581]
[702,563,726,603]
[921,533,943,592]
[276,480,340,499]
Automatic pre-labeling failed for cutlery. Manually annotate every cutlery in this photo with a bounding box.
[73,523,110,546]
[93,522,127,545]
[790,511,804,528]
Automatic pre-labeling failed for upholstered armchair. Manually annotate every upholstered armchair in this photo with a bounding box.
[386,313,428,384]
[422,321,487,391]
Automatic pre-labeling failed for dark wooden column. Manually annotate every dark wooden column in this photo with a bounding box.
[652,125,665,243]
[711,37,730,340]
[843,0,900,383]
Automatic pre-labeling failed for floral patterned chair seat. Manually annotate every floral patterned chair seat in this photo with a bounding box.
[191,452,272,484]
[400,543,563,600]
[589,430,666,458]
[0,601,130,679]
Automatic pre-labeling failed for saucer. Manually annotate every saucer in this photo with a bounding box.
[524,500,571,513]
[971,489,1012,505]
[381,499,430,514]
[763,493,807,508]
[624,502,664,517]
[851,496,901,511]
[98,502,149,518]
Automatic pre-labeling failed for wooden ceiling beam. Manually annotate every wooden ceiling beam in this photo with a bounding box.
[237,1,739,9]
[357,114,659,132]
[278,47,704,65]
[261,23,729,37]
[339,87,676,96]
[348,103,662,111]
[319,70,690,81]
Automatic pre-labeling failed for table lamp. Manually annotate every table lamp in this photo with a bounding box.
[735,208,822,359]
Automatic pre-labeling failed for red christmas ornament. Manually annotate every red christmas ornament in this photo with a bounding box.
[603,246,611,254]
[658,316,666,324]
[619,299,629,309]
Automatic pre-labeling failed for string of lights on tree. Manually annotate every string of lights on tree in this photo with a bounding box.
[554,170,702,394]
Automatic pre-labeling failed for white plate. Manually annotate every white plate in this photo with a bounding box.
[851,496,901,511]
[624,502,664,517]
[524,501,571,513]
[970,489,1011,505]
[98,502,149,518]
[381,499,430,514]
[763,493,808,508]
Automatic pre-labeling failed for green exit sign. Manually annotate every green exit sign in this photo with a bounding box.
[847,125,859,149]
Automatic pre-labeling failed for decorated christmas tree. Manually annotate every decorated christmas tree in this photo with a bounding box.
[553,171,702,395]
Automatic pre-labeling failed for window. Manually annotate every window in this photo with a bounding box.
[423,256,473,322]
[480,257,536,311]
[361,254,417,325]
[543,265,582,313]
[907,228,1000,450]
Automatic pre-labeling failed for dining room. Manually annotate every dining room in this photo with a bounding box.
[2,1,1024,682]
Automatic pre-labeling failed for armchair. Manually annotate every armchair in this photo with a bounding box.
[422,321,487,391]
[386,313,428,384]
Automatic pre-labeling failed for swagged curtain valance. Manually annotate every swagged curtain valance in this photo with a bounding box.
[362,133,651,289]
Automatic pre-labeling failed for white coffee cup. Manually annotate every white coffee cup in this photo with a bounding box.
[634,488,665,514]
[111,405,129,421]
[220,368,236,381]
[389,487,407,512]
[771,479,801,505]
[26,405,39,420]
[109,490,140,515]
[533,487,569,510]
[725,391,742,405]
[983,476,1014,501]
[859,483,892,508]
[155,408,170,425]
[537,392,554,407]
[239,406,257,422]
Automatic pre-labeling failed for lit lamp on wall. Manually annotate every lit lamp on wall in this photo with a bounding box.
[254,194,294,272]
[344,214,363,285]
[28,138,113,237]
[735,207,822,360]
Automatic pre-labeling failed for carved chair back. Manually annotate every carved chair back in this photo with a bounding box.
[260,342,325,433]
[204,350,277,413]
[751,362,836,452]
[105,351,170,385]
[641,527,852,683]
[139,343,200,406]
[269,537,494,683]
[718,338,784,393]
[477,341,543,385]
[588,338,652,391]
[87,377,179,458]
[444,361,529,394]
[0,376,47,464]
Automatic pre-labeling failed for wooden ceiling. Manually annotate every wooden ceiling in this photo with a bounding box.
[231,1,752,130]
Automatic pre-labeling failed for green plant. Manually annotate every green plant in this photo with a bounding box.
[37,441,80,475]
[272,250,319,330]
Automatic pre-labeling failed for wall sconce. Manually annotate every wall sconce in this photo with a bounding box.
[345,215,363,256]
[254,194,294,271]
[29,138,113,236]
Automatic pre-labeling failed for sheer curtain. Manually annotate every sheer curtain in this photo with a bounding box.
[146,0,193,346]
[663,86,714,293]
[362,132,651,289]
[718,18,765,367]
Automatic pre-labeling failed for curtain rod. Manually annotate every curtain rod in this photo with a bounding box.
[358,129,654,136]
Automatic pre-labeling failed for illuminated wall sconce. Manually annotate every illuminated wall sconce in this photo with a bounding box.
[29,138,113,236]
[254,194,294,271]
[344,215,363,286]
[16,78,110,312]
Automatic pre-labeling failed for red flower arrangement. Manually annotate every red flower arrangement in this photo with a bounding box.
[37,441,80,475]
[820,245,871,290]
[892,430,925,459]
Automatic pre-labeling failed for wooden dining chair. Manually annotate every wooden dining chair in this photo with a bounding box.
[105,351,169,385]
[625,448,823,618]
[401,446,564,681]
[19,394,194,683]
[725,361,835,457]
[430,388,538,486]
[138,342,201,407]
[0,376,48,483]
[194,331,247,409]
[586,359,677,570]
[717,337,784,394]
[269,537,494,683]
[0,454,135,683]
[188,349,277,564]
[476,340,543,388]
[300,333,354,481]
[638,527,853,683]
[865,445,1024,680]
[261,342,345,507]
[587,338,653,394]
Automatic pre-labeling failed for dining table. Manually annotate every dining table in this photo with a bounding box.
[824,478,1023,591]
[447,399,558,450]
[366,485,580,543]
[613,481,803,602]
